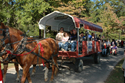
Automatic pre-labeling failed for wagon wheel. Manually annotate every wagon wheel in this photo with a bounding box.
[106,52,110,57]
[94,53,100,64]
[74,59,83,72]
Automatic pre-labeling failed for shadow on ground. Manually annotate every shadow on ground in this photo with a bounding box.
[5,48,124,83]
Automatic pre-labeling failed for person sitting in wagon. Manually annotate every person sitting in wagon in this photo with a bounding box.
[56,27,64,50]
[83,31,92,41]
[79,32,86,41]
[79,32,86,53]
[69,30,73,36]
[91,33,95,40]
[61,32,69,51]
[69,29,77,52]
[110,44,117,54]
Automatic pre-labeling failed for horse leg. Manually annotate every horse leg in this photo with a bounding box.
[14,63,20,81]
[53,57,58,76]
[21,65,31,83]
[31,64,36,76]
[3,63,8,83]
[50,56,58,81]
[27,71,32,83]
[44,63,49,81]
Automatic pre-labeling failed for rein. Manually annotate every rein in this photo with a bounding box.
[6,42,45,66]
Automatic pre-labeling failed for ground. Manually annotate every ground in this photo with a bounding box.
[3,47,124,83]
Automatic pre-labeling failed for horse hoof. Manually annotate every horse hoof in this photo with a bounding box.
[31,72,35,76]
[44,78,48,81]
[16,78,19,81]
[50,79,53,83]
[16,80,20,83]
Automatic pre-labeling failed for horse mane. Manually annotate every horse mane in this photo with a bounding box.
[8,26,24,35]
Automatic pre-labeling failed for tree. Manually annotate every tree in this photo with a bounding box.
[88,0,124,39]
[53,0,86,18]
[0,0,16,26]
[12,0,52,36]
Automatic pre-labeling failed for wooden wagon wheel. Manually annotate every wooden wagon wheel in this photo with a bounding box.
[94,53,101,64]
[74,59,83,72]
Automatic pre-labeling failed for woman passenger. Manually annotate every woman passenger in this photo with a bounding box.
[61,32,69,51]
[56,27,64,50]
[69,29,77,52]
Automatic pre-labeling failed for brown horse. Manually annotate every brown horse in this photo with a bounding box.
[0,27,36,83]
[0,23,59,83]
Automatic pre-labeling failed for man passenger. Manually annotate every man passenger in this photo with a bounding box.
[69,29,77,51]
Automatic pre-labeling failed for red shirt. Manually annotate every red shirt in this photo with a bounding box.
[104,45,106,49]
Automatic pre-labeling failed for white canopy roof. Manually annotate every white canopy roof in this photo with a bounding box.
[38,11,103,32]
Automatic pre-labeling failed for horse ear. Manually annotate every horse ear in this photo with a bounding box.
[1,22,5,28]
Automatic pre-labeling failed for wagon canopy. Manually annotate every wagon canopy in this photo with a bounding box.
[38,11,103,32]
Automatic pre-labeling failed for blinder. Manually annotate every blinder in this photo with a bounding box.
[0,28,11,53]
[0,28,10,46]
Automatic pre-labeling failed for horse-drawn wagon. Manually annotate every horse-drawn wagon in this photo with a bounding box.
[38,11,103,72]
[0,11,103,83]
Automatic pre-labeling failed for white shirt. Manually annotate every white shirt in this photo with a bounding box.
[56,32,64,41]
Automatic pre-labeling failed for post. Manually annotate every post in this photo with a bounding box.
[44,28,46,38]
[95,32,96,52]
[77,28,79,54]
[39,29,41,39]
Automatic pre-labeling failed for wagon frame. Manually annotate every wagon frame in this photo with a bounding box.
[38,11,103,72]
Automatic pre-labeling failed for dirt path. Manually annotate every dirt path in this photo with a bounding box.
[4,47,124,83]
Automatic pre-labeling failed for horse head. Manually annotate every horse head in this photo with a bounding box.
[0,22,24,57]
[0,23,10,51]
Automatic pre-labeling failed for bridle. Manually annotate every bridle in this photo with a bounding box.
[0,28,11,56]
[0,27,28,62]
[0,27,25,57]
[0,28,10,47]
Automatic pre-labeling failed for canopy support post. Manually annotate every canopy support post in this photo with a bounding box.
[39,29,41,39]
[44,28,46,38]
[77,28,79,54]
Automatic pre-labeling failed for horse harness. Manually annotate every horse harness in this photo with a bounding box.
[0,27,59,70]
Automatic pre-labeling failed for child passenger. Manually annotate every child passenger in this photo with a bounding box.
[61,32,69,51]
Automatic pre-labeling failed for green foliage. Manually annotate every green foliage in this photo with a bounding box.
[14,0,51,34]
[88,0,125,40]
[53,0,87,18]
[0,0,125,40]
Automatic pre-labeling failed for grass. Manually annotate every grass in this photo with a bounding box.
[105,58,124,83]
[0,57,15,70]
[1,63,14,69]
